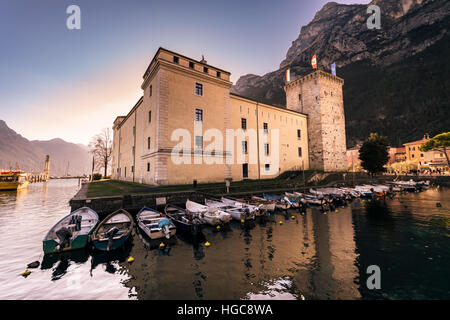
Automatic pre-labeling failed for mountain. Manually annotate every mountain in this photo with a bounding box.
[231,0,450,147]
[0,120,91,176]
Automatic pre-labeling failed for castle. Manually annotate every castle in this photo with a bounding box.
[111,48,346,185]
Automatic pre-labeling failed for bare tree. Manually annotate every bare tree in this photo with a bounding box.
[89,128,112,178]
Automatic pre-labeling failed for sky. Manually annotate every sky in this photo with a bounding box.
[0,0,371,145]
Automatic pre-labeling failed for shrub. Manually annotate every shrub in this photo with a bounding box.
[92,173,102,181]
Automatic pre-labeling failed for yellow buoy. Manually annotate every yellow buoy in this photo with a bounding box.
[291,215,295,219]
[205,241,211,247]
[159,242,165,248]
[22,269,31,277]
[279,221,283,225]
[127,256,135,263]
[241,219,245,223]
[335,209,339,213]
[216,225,221,230]
[324,212,327,215]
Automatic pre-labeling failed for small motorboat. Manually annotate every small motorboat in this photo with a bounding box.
[250,196,276,213]
[294,192,324,205]
[205,198,255,221]
[285,192,308,204]
[137,207,176,240]
[165,204,203,234]
[263,194,291,211]
[354,186,374,198]
[43,207,99,254]
[186,200,231,226]
[221,197,261,216]
[92,209,134,251]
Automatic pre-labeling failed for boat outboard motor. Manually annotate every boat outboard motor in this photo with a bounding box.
[158,218,171,239]
[105,227,119,251]
[244,208,251,220]
[56,227,73,251]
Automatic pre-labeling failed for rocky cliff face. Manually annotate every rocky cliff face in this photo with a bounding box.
[0,120,91,176]
[231,0,450,147]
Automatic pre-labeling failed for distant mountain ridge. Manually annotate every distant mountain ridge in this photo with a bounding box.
[0,120,91,176]
[231,0,450,147]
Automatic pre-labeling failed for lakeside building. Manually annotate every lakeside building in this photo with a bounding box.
[402,134,448,171]
[346,145,362,171]
[388,147,406,164]
[111,48,346,185]
[403,134,430,167]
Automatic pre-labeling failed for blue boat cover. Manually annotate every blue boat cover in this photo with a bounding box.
[158,218,171,228]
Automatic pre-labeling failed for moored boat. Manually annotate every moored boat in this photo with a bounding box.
[205,198,255,221]
[137,207,176,240]
[221,197,262,216]
[263,194,291,211]
[0,170,28,191]
[186,200,231,226]
[250,196,276,213]
[165,204,203,234]
[92,209,134,251]
[43,207,99,254]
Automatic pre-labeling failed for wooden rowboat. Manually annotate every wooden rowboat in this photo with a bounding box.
[43,207,99,255]
[92,209,134,251]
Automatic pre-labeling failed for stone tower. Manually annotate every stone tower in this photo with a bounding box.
[285,70,347,171]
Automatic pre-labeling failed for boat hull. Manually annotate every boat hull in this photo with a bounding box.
[43,234,90,255]
[138,222,176,240]
[93,234,130,251]
[0,181,28,190]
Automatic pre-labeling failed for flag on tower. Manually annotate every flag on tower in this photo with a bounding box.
[286,68,291,82]
[331,63,336,76]
[311,54,317,69]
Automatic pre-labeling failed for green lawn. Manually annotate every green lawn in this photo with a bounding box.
[85,171,317,198]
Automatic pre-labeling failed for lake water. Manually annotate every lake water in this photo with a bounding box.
[0,179,448,300]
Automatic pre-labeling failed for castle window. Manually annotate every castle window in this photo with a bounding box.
[265,164,270,171]
[131,166,134,173]
[203,67,208,74]
[298,147,302,157]
[147,162,150,172]
[148,110,152,123]
[195,108,203,122]
[124,167,126,177]
[195,83,203,96]
[263,123,268,133]
[189,61,194,69]
[297,129,301,139]
[242,141,248,154]
[241,118,247,130]
[195,136,203,149]
[264,143,269,156]
[216,71,221,78]
[149,85,152,97]
[147,137,151,149]
[173,56,179,64]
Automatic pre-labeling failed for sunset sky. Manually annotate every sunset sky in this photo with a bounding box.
[0,0,370,145]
